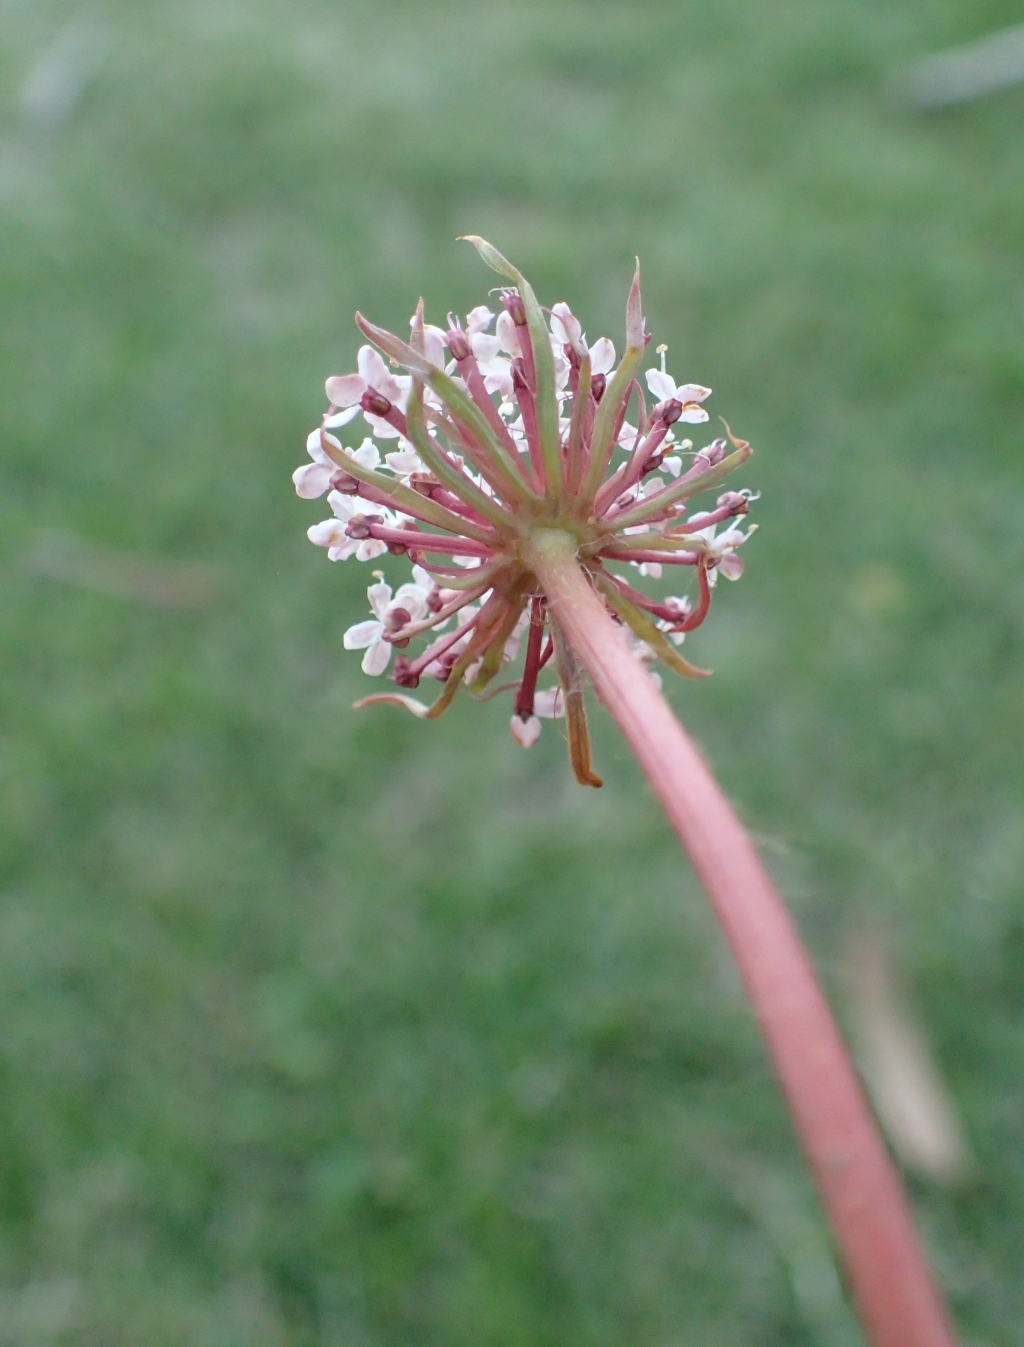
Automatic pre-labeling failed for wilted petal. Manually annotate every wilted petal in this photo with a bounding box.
[645,368,676,401]
[589,337,616,374]
[325,373,366,406]
[510,714,542,748]
[534,687,565,719]
[293,462,334,499]
[344,619,384,650]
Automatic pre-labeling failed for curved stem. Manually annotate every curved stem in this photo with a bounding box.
[524,527,959,1347]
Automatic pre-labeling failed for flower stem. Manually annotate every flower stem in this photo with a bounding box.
[524,527,959,1347]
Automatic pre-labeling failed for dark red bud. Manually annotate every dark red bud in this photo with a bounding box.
[591,373,607,403]
[658,399,683,426]
[386,607,411,631]
[503,293,527,326]
[426,589,444,613]
[511,358,530,393]
[563,342,581,371]
[360,389,392,417]
[446,329,471,361]
[329,470,360,494]
[386,542,408,556]
[642,454,664,477]
[393,657,420,688]
[344,514,381,540]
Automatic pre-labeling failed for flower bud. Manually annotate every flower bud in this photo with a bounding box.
[502,292,527,326]
[360,389,392,417]
[510,714,542,748]
[345,514,381,540]
[329,470,360,494]
[393,656,420,688]
[591,373,607,403]
[656,398,683,425]
[697,437,728,467]
[387,542,408,555]
[426,589,444,613]
[446,328,471,361]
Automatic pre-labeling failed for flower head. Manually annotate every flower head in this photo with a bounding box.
[292,238,756,783]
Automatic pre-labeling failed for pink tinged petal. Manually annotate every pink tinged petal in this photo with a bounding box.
[466,305,495,334]
[470,332,502,364]
[344,620,385,650]
[645,368,677,401]
[495,310,521,357]
[677,405,710,424]
[328,491,361,520]
[293,462,335,499]
[353,691,430,716]
[328,540,359,561]
[718,553,744,581]
[306,428,342,463]
[307,519,347,547]
[675,383,712,403]
[393,582,428,621]
[357,345,404,404]
[364,413,401,440]
[510,715,542,748]
[356,539,388,562]
[421,325,447,369]
[350,440,381,470]
[662,456,683,477]
[589,337,616,375]
[362,638,392,676]
[324,373,366,406]
[617,420,638,448]
[534,687,565,719]
[411,564,433,589]
[550,302,582,345]
[384,450,422,476]
[323,406,361,428]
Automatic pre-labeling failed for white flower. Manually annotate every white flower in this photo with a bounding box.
[686,514,758,585]
[466,305,494,335]
[644,363,712,423]
[324,346,412,440]
[343,574,432,675]
[293,429,342,500]
[589,337,616,375]
[534,686,565,718]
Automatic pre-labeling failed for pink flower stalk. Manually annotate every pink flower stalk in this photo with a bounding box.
[293,238,959,1347]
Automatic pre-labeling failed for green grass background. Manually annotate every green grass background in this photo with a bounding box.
[2,0,1023,1342]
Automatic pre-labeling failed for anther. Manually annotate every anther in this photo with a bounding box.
[360,389,392,417]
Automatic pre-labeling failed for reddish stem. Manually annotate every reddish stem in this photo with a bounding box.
[525,527,959,1347]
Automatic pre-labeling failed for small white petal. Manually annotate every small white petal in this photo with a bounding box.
[307,519,347,548]
[677,405,710,424]
[306,428,342,462]
[393,581,428,621]
[470,333,502,364]
[350,440,381,470]
[323,405,361,428]
[367,582,392,621]
[718,553,744,581]
[324,373,366,407]
[356,539,388,562]
[293,462,334,499]
[675,383,712,403]
[638,562,663,579]
[411,564,433,590]
[344,620,384,650]
[589,337,616,375]
[327,540,359,561]
[662,456,683,477]
[550,302,582,346]
[327,491,360,520]
[510,714,542,748]
[534,687,565,719]
[384,450,422,476]
[645,369,677,401]
[362,638,392,675]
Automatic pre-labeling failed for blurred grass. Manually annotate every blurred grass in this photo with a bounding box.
[2,0,1024,1342]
